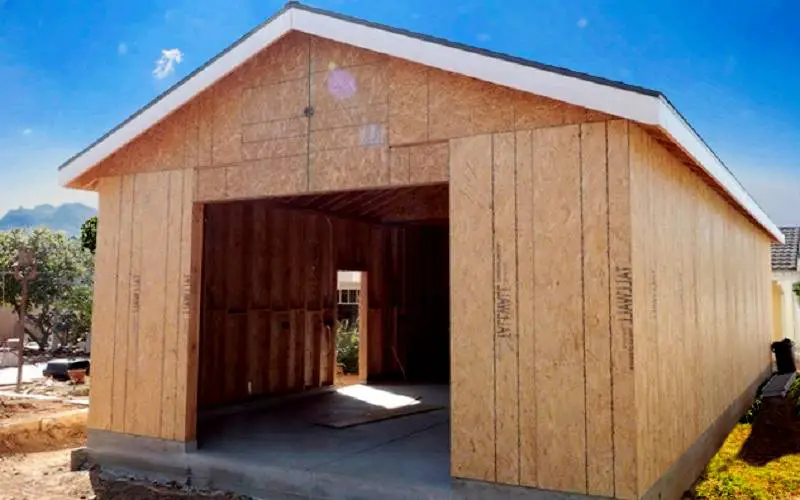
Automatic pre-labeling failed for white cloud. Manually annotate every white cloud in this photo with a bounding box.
[577,18,589,28]
[153,48,183,79]
[22,128,32,135]
[477,33,491,42]
[117,42,128,56]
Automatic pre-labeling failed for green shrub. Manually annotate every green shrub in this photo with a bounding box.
[740,377,771,424]
[740,397,763,424]
[336,319,359,374]
[788,375,800,417]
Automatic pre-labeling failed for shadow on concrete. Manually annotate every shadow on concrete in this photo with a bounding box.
[738,397,800,466]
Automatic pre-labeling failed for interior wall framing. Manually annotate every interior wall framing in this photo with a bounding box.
[198,198,449,409]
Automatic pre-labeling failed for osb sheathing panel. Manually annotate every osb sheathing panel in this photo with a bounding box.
[491,132,519,485]
[237,31,309,87]
[608,120,637,499]
[451,122,637,497]
[388,142,449,186]
[85,32,610,198]
[532,125,585,493]
[450,134,495,482]
[87,176,121,431]
[581,121,614,497]
[629,124,772,496]
[87,169,200,442]
[388,59,429,145]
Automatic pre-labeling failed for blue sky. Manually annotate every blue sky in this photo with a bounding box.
[0,0,798,224]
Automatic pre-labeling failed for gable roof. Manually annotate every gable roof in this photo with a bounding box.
[772,227,800,271]
[57,1,784,243]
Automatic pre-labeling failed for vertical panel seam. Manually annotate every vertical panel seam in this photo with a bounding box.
[530,129,537,487]
[158,174,173,438]
[108,178,123,429]
[579,125,589,494]
[425,68,430,142]
[491,134,498,482]
[174,171,187,440]
[604,122,616,494]
[127,174,141,434]
[514,132,521,486]
[305,35,312,192]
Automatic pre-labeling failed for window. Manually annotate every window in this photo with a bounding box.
[338,289,360,305]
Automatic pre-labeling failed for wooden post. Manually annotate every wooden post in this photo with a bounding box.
[12,248,37,393]
[358,272,368,383]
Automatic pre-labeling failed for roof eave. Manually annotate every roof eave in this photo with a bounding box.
[57,3,784,243]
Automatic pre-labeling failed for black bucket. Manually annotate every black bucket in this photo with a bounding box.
[771,338,797,375]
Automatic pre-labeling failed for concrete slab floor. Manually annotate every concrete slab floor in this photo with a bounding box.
[197,383,451,497]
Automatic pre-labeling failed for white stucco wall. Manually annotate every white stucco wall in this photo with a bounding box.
[774,270,800,343]
[337,270,362,291]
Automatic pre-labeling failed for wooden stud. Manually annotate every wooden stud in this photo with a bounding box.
[178,197,203,441]
[359,272,369,383]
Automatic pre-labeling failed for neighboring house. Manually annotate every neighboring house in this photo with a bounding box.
[771,227,800,342]
[336,271,361,305]
[59,3,782,500]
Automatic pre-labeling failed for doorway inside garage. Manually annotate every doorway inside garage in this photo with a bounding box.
[194,183,451,497]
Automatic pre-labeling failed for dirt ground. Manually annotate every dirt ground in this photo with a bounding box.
[0,397,78,423]
[0,448,93,500]
[0,378,91,400]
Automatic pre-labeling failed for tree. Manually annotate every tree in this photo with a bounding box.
[794,282,800,300]
[81,216,97,254]
[0,228,94,350]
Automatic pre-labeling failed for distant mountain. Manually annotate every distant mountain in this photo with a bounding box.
[0,203,97,236]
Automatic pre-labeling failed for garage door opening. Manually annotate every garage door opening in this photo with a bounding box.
[195,183,451,493]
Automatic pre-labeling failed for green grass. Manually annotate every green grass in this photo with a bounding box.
[693,424,800,499]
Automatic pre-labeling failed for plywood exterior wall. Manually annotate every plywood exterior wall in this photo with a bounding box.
[628,125,773,496]
[449,121,635,497]
[85,30,608,441]
[83,28,776,500]
[88,169,201,441]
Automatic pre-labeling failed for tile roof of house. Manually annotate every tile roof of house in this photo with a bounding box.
[772,227,800,271]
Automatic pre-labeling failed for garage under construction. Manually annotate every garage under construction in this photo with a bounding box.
[60,3,782,499]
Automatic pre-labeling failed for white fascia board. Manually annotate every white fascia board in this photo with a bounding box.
[291,9,660,125]
[58,10,294,187]
[656,99,784,243]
